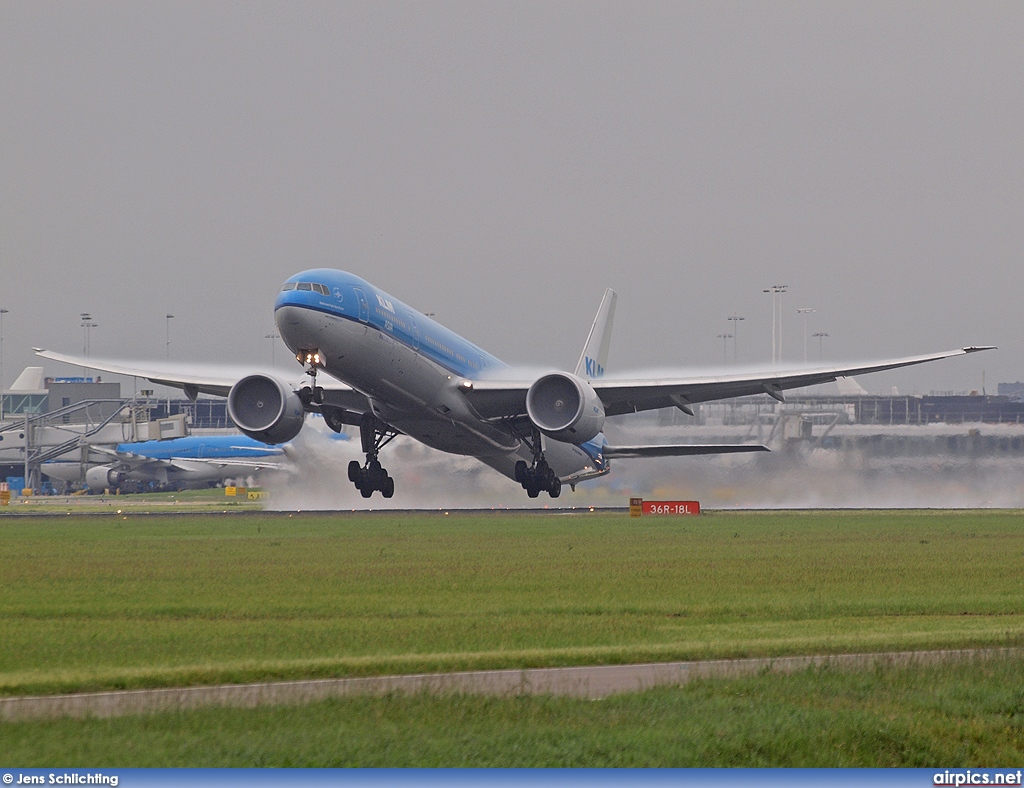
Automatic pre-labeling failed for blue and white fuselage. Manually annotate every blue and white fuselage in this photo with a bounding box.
[37,268,987,500]
[41,434,292,491]
[273,269,609,487]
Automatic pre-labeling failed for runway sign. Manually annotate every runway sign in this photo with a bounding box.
[641,500,701,516]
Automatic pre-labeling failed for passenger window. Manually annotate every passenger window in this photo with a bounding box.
[297,282,312,291]
[281,283,296,291]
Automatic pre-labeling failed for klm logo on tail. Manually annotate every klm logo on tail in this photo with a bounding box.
[576,289,616,381]
[584,356,604,378]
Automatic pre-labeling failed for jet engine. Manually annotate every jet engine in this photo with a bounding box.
[85,465,127,490]
[525,372,605,444]
[227,374,305,444]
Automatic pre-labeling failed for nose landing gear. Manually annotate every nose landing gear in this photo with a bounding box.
[297,349,325,405]
[349,413,397,498]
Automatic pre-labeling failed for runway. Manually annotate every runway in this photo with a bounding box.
[2,647,1018,720]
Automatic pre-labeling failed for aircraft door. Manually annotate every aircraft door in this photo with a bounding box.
[353,288,370,323]
[406,311,421,350]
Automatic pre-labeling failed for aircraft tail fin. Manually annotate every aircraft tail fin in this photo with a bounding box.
[10,366,45,391]
[575,288,617,380]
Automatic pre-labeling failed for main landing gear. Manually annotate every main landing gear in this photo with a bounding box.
[514,427,562,499]
[348,413,397,498]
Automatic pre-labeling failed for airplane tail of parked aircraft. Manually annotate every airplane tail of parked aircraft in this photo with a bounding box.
[575,288,617,380]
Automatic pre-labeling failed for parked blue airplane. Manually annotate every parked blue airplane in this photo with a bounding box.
[42,433,293,491]
[37,269,992,499]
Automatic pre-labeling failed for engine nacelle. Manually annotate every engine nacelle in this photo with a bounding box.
[227,374,305,444]
[85,465,127,489]
[526,372,605,444]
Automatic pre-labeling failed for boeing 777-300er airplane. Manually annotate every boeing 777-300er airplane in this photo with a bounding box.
[36,269,993,499]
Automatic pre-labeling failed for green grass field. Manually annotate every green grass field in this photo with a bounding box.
[1,509,1022,696]
[3,658,1023,765]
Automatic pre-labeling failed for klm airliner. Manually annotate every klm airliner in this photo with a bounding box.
[37,269,992,499]
[42,434,289,491]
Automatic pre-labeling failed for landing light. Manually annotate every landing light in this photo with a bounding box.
[459,379,473,391]
[297,349,323,367]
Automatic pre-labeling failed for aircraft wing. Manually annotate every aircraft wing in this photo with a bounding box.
[32,349,372,412]
[465,347,994,419]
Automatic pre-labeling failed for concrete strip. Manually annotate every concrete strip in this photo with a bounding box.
[1,647,1019,721]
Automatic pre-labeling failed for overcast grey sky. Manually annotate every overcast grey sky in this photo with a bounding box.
[1,1,1020,395]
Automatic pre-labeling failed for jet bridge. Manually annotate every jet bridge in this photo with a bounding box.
[0,399,164,492]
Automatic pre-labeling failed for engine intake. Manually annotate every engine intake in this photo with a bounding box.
[526,372,605,444]
[227,374,305,444]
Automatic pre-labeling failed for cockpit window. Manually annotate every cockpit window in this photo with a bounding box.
[282,281,332,295]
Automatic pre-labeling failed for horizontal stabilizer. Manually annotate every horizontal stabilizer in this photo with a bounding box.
[603,444,769,459]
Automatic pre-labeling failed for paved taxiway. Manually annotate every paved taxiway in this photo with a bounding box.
[2,648,1018,720]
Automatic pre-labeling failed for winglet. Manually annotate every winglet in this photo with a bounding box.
[963,346,997,353]
[575,288,617,380]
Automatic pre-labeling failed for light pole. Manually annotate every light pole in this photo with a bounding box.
[80,314,98,356]
[727,315,745,363]
[813,332,830,360]
[265,332,280,366]
[717,333,733,365]
[796,308,815,363]
[80,313,98,378]
[0,308,7,422]
[762,285,787,365]
[165,314,175,359]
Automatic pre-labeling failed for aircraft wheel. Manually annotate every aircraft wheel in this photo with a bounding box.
[359,484,374,498]
[526,484,540,499]
[382,476,395,498]
[368,463,386,489]
[514,460,529,485]
[548,477,561,498]
[348,460,362,483]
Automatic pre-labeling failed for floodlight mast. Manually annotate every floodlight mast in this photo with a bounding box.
[79,313,98,376]
[716,333,733,365]
[727,315,745,363]
[0,308,8,422]
[266,331,280,365]
[762,285,787,366]
[796,308,816,363]
[813,332,830,360]
[166,314,175,359]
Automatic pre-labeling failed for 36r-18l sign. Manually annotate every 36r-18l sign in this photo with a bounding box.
[642,501,700,515]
